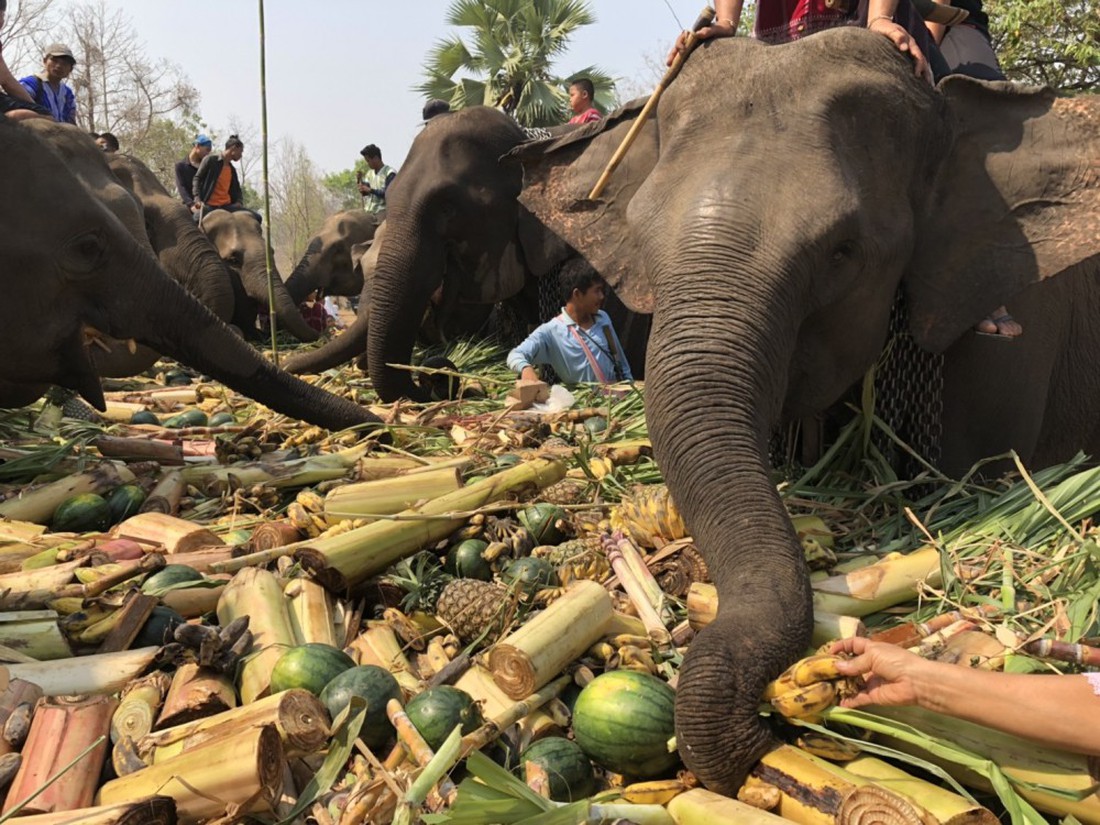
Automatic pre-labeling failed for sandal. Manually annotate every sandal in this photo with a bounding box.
[975,309,1022,338]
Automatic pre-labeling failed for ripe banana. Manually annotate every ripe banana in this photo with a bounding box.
[47,596,87,616]
[621,779,688,805]
[761,670,799,701]
[59,606,115,635]
[796,732,862,762]
[769,680,837,720]
[790,654,844,687]
[73,608,127,645]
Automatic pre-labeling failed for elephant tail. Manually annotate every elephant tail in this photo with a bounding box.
[284,309,369,375]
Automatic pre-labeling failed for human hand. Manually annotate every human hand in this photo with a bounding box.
[519,366,539,382]
[867,16,932,83]
[357,183,370,196]
[665,19,735,67]
[828,637,935,709]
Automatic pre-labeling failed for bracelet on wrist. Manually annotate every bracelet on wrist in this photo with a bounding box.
[868,14,894,26]
[717,17,735,27]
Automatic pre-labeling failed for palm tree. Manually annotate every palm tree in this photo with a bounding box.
[416,0,616,128]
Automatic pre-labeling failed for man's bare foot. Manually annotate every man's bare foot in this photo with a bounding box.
[976,306,1022,337]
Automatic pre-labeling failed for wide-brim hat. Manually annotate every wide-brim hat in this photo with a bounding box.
[44,43,76,63]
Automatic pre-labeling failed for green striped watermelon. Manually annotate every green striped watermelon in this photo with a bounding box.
[571,670,677,778]
[320,665,402,750]
[270,644,355,696]
[404,686,483,751]
[519,737,595,802]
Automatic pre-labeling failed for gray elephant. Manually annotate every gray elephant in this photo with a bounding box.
[0,114,380,433]
[504,28,1100,793]
[199,210,321,343]
[284,209,383,304]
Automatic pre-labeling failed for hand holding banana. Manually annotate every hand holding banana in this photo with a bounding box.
[763,653,861,721]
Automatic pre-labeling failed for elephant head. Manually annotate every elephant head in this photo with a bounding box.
[512,28,1100,792]
[200,210,321,342]
[106,153,237,324]
[284,209,382,303]
[0,115,381,433]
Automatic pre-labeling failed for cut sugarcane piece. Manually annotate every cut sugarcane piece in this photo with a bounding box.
[138,688,329,763]
[0,464,135,525]
[216,567,296,704]
[453,664,559,751]
[249,522,304,552]
[3,694,116,815]
[177,456,356,495]
[0,610,71,661]
[111,671,171,744]
[285,577,340,647]
[96,724,283,824]
[0,679,43,756]
[155,663,236,730]
[488,580,614,699]
[322,467,464,524]
[348,622,422,696]
[4,647,158,696]
[843,756,997,825]
[459,674,571,757]
[668,788,794,824]
[112,513,223,555]
[8,795,177,824]
[295,458,566,592]
[811,547,941,617]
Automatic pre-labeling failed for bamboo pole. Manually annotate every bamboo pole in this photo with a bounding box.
[488,580,614,699]
[295,458,566,592]
[111,671,171,744]
[285,577,339,647]
[0,679,42,756]
[0,464,136,524]
[843,756,997,825]
[0,610,71,661]
[811,547,942,617]
[138,688,329,763]
[216,567,296,704]
[9,796,178,825]
[112,513,223,555]
[4,647,158,696]
[3,695,116,815]
[96,724,284,824]
[322,468,464,524]
[156,663,236,730]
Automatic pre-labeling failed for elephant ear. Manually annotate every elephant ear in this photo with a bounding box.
[508,98,659,313]
[907,78,1100,351]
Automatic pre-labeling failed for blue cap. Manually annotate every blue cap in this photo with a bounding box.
[195,134,212,147]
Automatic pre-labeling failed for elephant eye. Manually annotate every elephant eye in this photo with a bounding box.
[830,240,859,267]
[61,230,107,277]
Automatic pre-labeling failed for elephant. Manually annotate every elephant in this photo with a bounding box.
[504,29,1100,794]
[284,209,383,304]
[0,113,382,434]
[199,209,321,343]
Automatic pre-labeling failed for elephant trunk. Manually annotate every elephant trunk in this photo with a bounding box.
[241,260,321,343]
[647,261,813,794]
[284,296,370,375]
[366,217,444,402]
[154,201,236,323]
[284,245,323,305]
[106,237,379,432]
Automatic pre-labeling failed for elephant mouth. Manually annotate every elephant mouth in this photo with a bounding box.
[84,325,138,357]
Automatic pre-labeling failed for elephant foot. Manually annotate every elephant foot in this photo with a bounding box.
[674,620,781,795]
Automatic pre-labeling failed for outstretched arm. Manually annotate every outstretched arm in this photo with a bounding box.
[830,637,1100,756]
[666,0,741,65]
[866,0,930,81]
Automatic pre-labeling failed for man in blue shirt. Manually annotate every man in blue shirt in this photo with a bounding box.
[507,269,633,385]
[19,43,77,124]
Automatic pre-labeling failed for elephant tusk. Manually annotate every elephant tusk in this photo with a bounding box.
[82,327,113,354]
[126,339,137,354]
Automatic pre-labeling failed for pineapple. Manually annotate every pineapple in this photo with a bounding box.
[541,478,590,506]
[435,579,513,644]
[383,552,453,614]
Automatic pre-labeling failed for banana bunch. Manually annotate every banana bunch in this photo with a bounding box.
[317,517,370,539]
[215,434,264,463]
[764,654,858,721]
[795,732,863,762]
[281,425,326,449]
[61,604,125,645]
[451,515,534,560]
[566,455,615,480]
[160,616,252,673]
[287,489,329,537]
[611,484,687,548]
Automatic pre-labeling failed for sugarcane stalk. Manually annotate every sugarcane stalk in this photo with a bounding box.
[453,664,559,750]
[0,678,43,756]
[112,513,223,555]
[0,610,71,661]
[155,663,236,730]
[604,539,672,648]
[295,458,566,592]
[609,531,675,625]
[668,788,794,824]
[249,521,304,552]
[812,547,942,617]
[870,607,1000,648]
[96,724,284,824]
[348,622,422,695]
[459,674,571,757]
[178,456,355,495]
[1022,637,1100,667]
[5,795,177,825]
[139,688,329,763]
[94,437,184,465]
[843,755,998,825]
[139,470,185,515]
[3,694,116,815]
[216,567,296,704]
[285,577,339,647]
[0,464,136,525]
[488,580,614,700]
[4,647,158,696]
[111,671,171,745]
[323,467,464,524]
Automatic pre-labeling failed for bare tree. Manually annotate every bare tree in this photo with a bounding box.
[1,0,61,76]
[268,137,340,273]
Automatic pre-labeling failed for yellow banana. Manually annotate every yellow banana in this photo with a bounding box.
[790,654,844,687]
[761,670,799,701]
[74,564,125,585]
[769,680,837,720]
[621,779,688,805]
[73,607,127,645]
[59,606,115,634]
[795,732,862,762]
[47,597,87,616]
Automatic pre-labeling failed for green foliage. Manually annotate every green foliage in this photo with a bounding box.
[416,0,616,127]
[322,161,370,212]
[130,116,207,193]
[987,0,1099,92]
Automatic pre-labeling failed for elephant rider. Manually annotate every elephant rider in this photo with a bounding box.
[193,135,260,222]
[507,269,632,386]
[830,637,1100,756]
[567,77,602,125]
[175,134,213,214]
[357,144,396,214]
[19,42,78,124]
[0,1,51,121]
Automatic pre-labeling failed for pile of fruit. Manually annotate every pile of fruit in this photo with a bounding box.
[0,350,1096,825]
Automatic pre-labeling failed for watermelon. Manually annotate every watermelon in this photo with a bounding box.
[518,503,568,545]
[582,415,608,436]
[208,412,235,426]
[107,484,146,524]
[405,686,483,751]
[494,454,521,469]
[444,539,493,581]
[572,670,677,778]
[320,665,402,750]
[270,644,355,696]
[51,493,111,533]
[141,564,205,595]
[129,410,160,425]
[519,737,595,802]
[164,369,192,386]
[501,556,559,593]
[133,605,185,648]
[162,409,208,429]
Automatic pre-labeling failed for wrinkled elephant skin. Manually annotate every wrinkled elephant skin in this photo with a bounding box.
[0,117,381,433]
[285,209,382,303]
[513,29,1100,792]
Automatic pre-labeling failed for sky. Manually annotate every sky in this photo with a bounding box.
[81,0,701,176]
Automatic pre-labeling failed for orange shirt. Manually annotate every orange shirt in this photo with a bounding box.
[208,163,234,206]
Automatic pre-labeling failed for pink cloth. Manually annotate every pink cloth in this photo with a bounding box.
[754,0,853,43]
[569,107,602,125]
